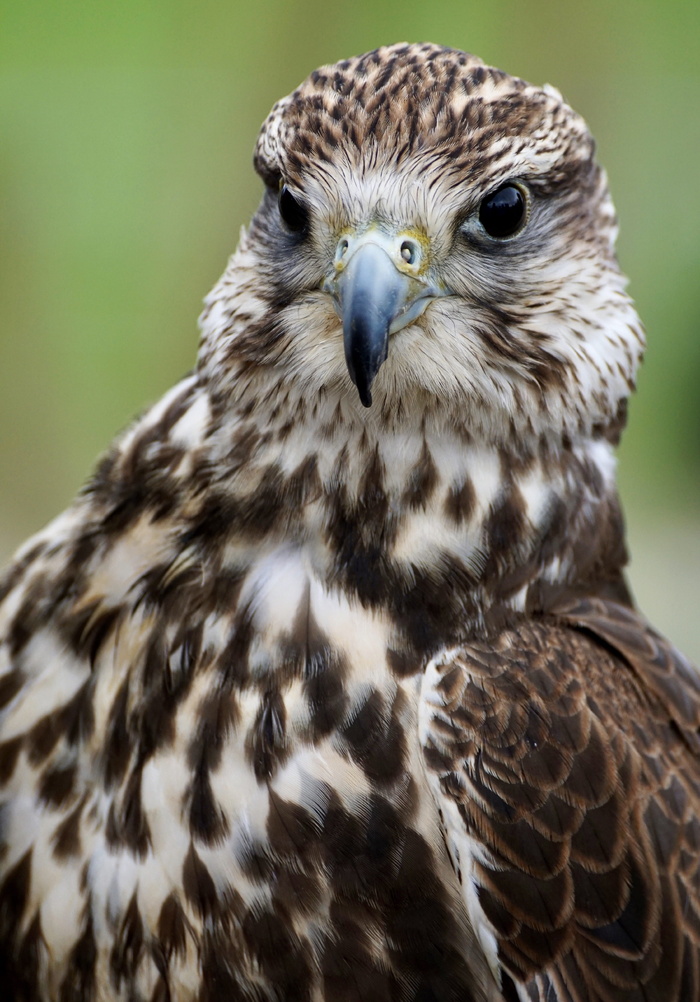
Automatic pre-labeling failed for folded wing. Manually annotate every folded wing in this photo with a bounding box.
[420,598,700,1001]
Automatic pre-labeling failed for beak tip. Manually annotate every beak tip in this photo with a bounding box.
[348,367,374,408]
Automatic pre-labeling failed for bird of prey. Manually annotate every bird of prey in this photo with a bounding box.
[1,42,699,1002]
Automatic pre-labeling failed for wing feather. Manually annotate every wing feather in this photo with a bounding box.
[421,600,700,1001]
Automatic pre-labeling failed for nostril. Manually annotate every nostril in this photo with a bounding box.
[400,240,418,265]
[336,238,350,265]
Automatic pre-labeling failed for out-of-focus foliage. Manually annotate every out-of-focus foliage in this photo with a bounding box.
[1,0,698,659]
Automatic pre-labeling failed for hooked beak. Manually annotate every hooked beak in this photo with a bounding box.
[323,227,447,407]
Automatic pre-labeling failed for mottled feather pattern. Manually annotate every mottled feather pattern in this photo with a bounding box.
[421,610,700,999]
[0,42,697,1002]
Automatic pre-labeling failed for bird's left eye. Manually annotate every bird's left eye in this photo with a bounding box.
[479,184,528,239]
[278,185,309,233]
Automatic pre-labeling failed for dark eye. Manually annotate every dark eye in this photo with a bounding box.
[479,184,527,239]
[278,185,309,233]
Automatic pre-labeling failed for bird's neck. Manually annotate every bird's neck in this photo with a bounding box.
[199,384,629,655]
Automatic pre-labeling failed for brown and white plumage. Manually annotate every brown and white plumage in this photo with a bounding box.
[0,43,698,1002]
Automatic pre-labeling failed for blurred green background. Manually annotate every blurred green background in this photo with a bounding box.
[1,0,698,660]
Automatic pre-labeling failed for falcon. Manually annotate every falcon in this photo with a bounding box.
[1,43,698,1002]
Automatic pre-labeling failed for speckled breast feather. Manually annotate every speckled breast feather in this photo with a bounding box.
[1,42,698,1002]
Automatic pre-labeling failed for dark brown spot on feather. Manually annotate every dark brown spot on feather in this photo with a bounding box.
[248,688,287,781]
[484,485,527,564]
[236,833,275,884]
[103,677,130,787]
[217,608,255,685]
[341,689,408,786]
[188,760,229,845]
[198,946,249,1002]
[267,790,322,857]
[0,736,22,785]
[0,670,23,711]
[443,477,476,525]
[109,894,144,990]
[182,844,218,919]
[136,629,197,757]
[386,646,418,678]
[157,894,188,960]
[274,867,325,920]
[391,556,479,654]
[297,609,349,738]
[9,913,44,1002]
[386,828,485,1000]
[188,690,240,777]
[242,908,314,1002]
[285,454,321,507]
[402,444,438,510]
[38,762,77,808]
[27,681,94,765]
[84,607,121,666]
[105,765,151,858]
[321,901,397,1001]
[52,799,85,860]
[0,850,32,946]
[58,913,97,1002]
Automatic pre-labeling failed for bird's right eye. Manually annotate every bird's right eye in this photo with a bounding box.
[278,185,309,233]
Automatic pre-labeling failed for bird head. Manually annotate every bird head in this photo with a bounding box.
[199,43,644,447]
